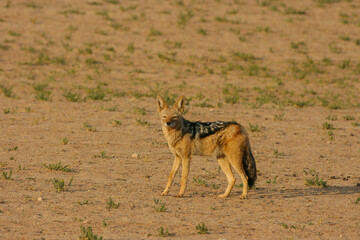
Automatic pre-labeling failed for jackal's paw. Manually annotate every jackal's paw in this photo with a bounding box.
[160,191,168,196]
[175,193,184,198]
[239,194,247,199]
[218,194,229,198]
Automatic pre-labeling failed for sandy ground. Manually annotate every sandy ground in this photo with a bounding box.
[0,0,359,239]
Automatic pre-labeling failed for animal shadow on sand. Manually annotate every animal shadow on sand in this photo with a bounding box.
[254,185,360,199]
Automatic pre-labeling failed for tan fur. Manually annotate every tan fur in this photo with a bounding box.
[157,95,254,198]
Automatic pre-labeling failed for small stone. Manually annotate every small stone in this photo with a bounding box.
[132,153,139,158]
[37,197,43,201]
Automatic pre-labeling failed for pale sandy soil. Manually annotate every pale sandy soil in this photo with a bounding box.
[0,0,359,239]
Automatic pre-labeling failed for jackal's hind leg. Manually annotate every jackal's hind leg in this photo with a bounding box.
[217,157,235,198]
[228,154,249,199]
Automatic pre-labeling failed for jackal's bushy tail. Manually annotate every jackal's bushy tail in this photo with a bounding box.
[243,146,257,188]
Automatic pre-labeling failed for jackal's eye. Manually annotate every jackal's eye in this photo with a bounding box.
[172,116,179,120]
[161,116,167,119]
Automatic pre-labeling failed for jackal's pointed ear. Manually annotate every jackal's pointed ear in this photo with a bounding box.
[157,95,168,112]
[174,96,185,113]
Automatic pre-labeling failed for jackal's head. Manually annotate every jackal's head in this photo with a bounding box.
[157,95,185,129]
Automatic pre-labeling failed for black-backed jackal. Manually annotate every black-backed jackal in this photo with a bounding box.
[157,95,257,198]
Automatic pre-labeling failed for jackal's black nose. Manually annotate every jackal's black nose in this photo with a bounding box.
[166,121,172,126]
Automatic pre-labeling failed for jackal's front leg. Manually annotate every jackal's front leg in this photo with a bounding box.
[161,156,181,196]
[176,158,190,197]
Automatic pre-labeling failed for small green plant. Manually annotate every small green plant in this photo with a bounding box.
[340,35,350,41]
[120,4,138,11]
[283,6,306,15]
[111,120,122,126]
[62,137,69,145]
[355,197,360,204]
[325,115,337,121]
[198,28,207,35]
[78,200,89,205]
[132,107,146,115]
[351,122,360,127]
[291,41,307,54]
[104,0,119,4]
[136,118,150,126]
[102,218,110,227]
[149,28,162,37]
[196,222,208,234]
[0,84,16,98]
[53,177,73,192]
[338,58,351,69]
[157,227,172,237]
[222,84,240,104]
[104,105,117,112]
[43,162,70,172]
[272,149,284,158]
[8,30,22,37]
[327,130,334,141]
[293,100,313,108]
[177,10,194,28]
[94,151,113,159]
[248,123,263,132]
[33,83,51,101]
[157,51,177,63]
[127,42,135,53]
[79,225,103,240]
[153,199,167,212]
[305,173,327,187]
[106,197,120,210]
[280,222,289,229]
[266,176,278,184]
[322,57,333,65]
[87,87,106,101]
[343,115,355,121]
[195,101,213,108]
[2,169,13,180]
[7,146,18,151]
[322,122,334,130]
[274,113,285,121]
[193,177,208,186]
[84,122,97,132]
[328,42,341,54]
[313,0,340,7]
[3,108,10,114]
[63,90,82,102]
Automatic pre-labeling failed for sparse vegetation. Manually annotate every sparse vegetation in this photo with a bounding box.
[79,225,103,240]
[33,83,51,101]
[106,197,120,210]
[153,199,167,212]
[0,1,359,238]
[196,222,208,234]
[157,227,172,237]
[304,170,327,187]
[94,151,113,159]
[53,177,73,192]
[2,169,13,180]
[84,123,97,132]
[43,162,70,172]
[248,123,264,132]
[87,87,107,101]
[136,118,150,126]
[0,84,16,98]
[63,90,82,102]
